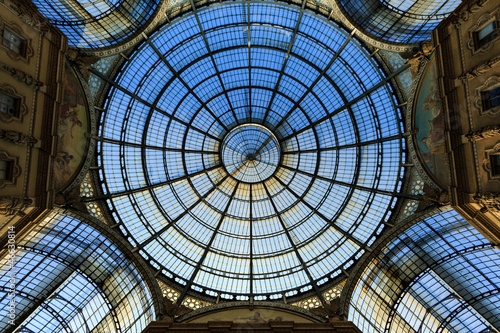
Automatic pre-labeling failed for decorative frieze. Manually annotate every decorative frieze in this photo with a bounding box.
[0,150,21,189]
[0,62,43,87]
[2,0,49,31]
[458,56,500,81]
[451,0,489,27]
[0,129,37,145]
[0,196,32,216]
[474,76,500,116]
[465,125,500,142]
[482,143,500,180]
[473,192,500,212]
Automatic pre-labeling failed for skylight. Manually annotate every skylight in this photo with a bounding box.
[96,0,406,301]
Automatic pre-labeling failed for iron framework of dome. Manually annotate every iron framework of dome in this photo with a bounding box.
[336,0,462,43]
[31,0,161,48]
[346,209,500,332]
[93,0,410,303]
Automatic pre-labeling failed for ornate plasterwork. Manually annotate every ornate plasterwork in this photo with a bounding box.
[451,0,490,26]
[2,0,49,32]
[482,142,500,181]
[0,196,32,216]
[0,19,34,62]
[404,56,444,192]
[404,41,436,78]
[458,56,500,81]
[473,192,500,212]
[465,124,500,142]
[474,76,500,116]
[0,129,37,145]
[0,150,21,189]
[0,61,44,86]
[176,301,327,323]
[466,8,499,55]
[0,83,28,123]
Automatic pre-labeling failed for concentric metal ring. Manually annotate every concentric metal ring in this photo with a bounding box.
[98,0,405,301]
[222,124,280,183]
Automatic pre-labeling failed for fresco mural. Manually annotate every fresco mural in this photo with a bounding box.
[186,307,315,324]
[54,61,89,191]
[414,56,450,188]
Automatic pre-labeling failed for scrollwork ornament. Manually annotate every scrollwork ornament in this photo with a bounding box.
[465,125,500,142]
[0,62,44,87]
[0,84,28,123]
[0,21,34,62]
[467,9,499,55]
[0,196,32,216]
[7,0,48,31]
[458,56,500,81]
[0,129,37,145]
[453,0,490,26]
[474,76,500,116]
[483,143,500,179]
[0,150,21,189]
[402,42,436,78]
[473,192,500,212]
[19,13,49,32]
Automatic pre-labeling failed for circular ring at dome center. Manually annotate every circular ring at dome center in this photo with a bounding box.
[221,124,280,183]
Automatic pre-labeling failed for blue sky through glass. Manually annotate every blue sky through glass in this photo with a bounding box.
[98,1,405,300]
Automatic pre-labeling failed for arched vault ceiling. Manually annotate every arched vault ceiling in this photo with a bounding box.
[94,0,410,302]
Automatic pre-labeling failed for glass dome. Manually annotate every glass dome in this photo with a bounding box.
[221,124,281,183]
[97,0,406,301]
[0,210,155,332]
[32,0,160,48]
[337,0,462,43]
[348,209,500,332]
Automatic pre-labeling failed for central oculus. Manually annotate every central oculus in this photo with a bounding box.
[221,124,280,183]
